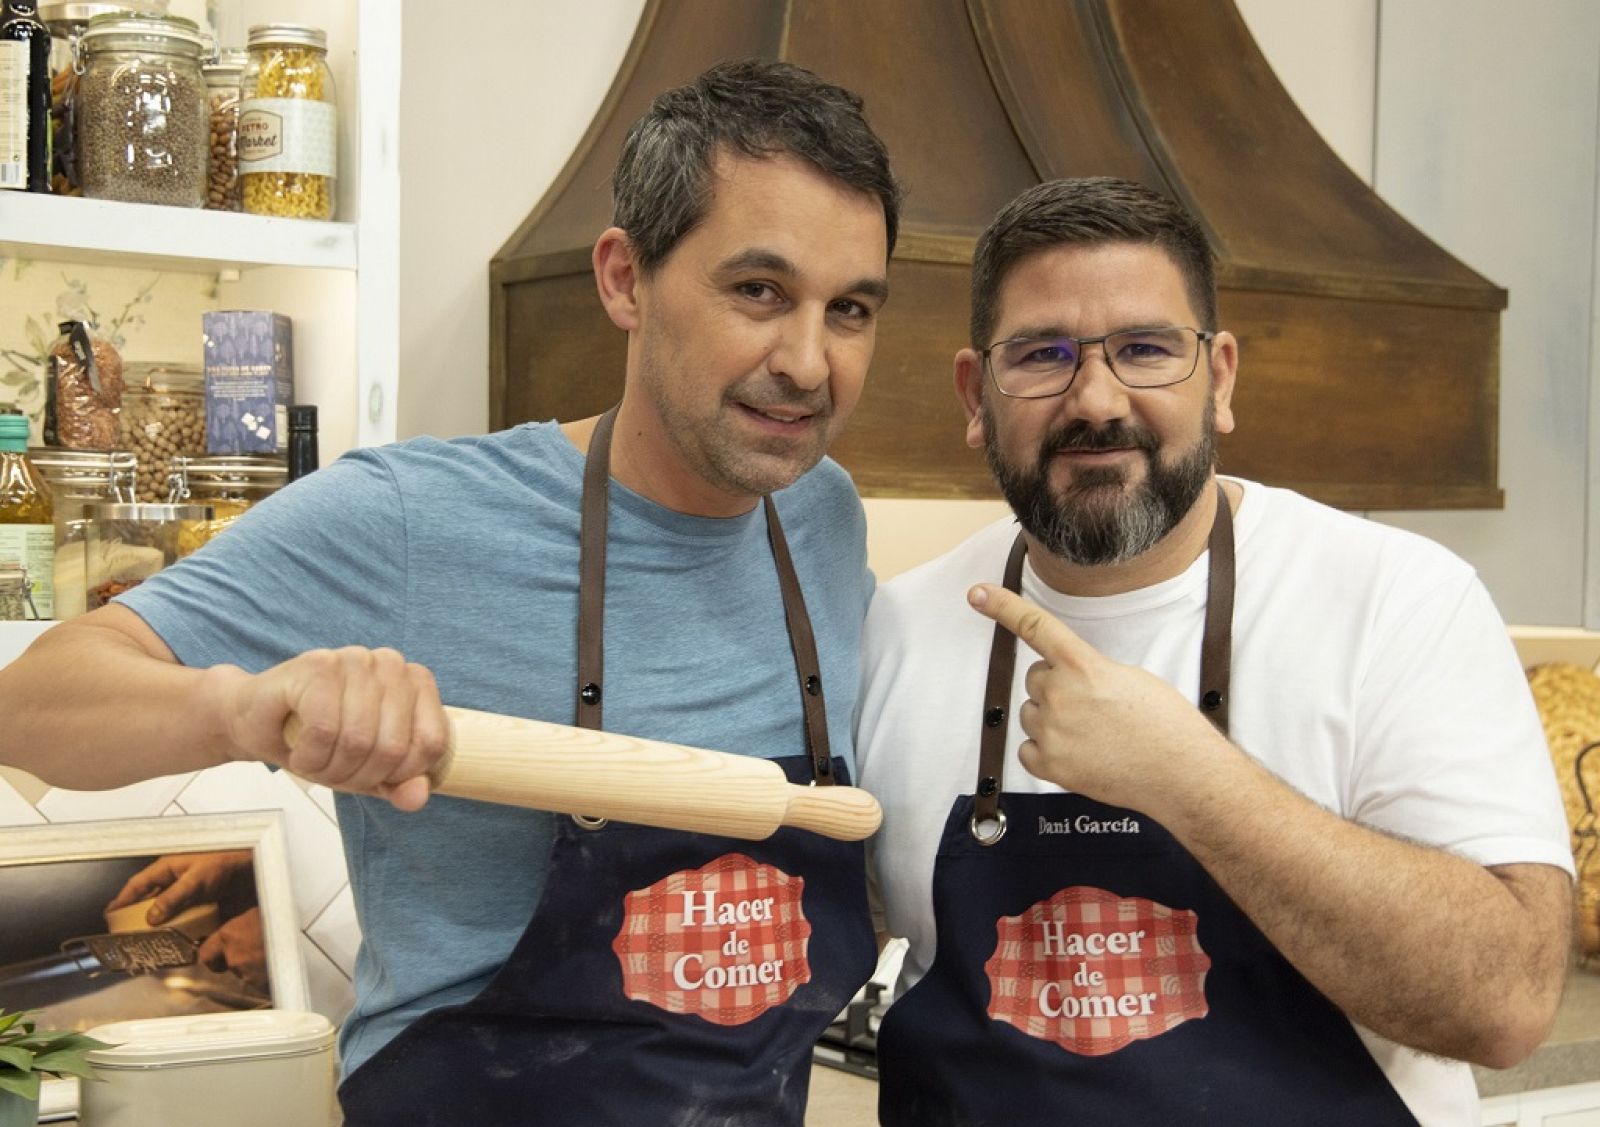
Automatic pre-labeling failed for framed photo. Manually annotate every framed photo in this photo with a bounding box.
[0,811,307,1118]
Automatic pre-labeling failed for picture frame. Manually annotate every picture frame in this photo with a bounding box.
[0,811,307,1119]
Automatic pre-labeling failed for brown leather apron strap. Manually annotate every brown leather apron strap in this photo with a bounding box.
[1198,482,1234,733]
[764,495,836,784]
[972,530,1029,831]
[575,406,617,731]
[971,483,1236,844]
[575,406,835,791]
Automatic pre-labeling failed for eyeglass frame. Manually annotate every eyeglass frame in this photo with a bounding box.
[980,326,1219,400]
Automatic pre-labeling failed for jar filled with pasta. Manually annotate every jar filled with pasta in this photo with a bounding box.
[238,23,335,220]
[167,453,285,552]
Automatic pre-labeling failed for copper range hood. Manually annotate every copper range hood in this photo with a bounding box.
[491,0,1505,509]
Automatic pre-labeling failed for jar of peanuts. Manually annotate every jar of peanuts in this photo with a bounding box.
[239,23,336,220]
[202,50,245,211]
[122,362,206,502]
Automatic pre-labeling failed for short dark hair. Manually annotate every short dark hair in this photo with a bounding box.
[612,59,900,273]
[969,177,1217,347]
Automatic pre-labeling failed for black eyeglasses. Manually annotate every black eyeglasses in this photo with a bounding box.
[982,326,1216,399]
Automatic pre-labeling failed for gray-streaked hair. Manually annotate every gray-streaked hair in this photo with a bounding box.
[612,59,900,273]
[970,178,1217,348]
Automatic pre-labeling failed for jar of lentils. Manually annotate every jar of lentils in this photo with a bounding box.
[202,49,245,211]
[239,23,336,220]
[76,11,209,208]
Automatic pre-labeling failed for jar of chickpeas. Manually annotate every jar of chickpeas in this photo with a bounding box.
[238,23,336,220]
[202,50,246,211]
[122,362,206,502]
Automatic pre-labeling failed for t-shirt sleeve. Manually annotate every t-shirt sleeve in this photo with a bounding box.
[116,448,409,673]
[1351,567,1574,875]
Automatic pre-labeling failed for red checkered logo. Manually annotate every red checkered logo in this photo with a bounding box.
[985,885,1210,1055]
[612,853,811,1025]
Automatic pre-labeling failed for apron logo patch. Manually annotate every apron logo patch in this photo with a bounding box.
[984,885,1210,1056]
[611,853,812,1026]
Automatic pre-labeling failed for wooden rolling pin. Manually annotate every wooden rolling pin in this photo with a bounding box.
[287,705,882,842]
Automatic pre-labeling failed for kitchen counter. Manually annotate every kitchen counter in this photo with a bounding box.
[1474,961,1600,1097]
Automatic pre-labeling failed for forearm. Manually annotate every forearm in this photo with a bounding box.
[1154,737,1571,1067]
[0,607,242,789]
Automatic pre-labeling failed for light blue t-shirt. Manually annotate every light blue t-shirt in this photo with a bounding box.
[119,421,873,1075]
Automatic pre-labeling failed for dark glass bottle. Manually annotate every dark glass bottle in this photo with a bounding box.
[0,0,51,192]
[287,404,319,482]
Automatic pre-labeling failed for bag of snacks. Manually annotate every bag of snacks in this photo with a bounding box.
[46,321,124,451]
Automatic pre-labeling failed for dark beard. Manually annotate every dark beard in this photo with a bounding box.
[983,402,1216,566]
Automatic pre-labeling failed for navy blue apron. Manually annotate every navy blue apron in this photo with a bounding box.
[339,408,876,1125]
[876,487,1419,1125]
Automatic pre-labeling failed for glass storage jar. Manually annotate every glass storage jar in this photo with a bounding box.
[239,23,336,220]
[83,501,211,611]
[123,362,206,502]
[202,49,244,211]
[26,446,134,619]
[76,11,209,207]
[167,453,284,553]
[0,562,40,621]
[40,1,154,195]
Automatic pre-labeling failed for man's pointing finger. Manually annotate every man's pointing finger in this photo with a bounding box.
[967,584,1090,665]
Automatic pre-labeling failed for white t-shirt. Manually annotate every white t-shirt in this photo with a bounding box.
[856,477,1572,1127]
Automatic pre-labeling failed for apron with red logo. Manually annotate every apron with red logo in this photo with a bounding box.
[339,409,876,1126]
[876,488,1419,1125]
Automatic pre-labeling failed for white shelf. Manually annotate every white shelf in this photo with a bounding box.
[0,191,357,273]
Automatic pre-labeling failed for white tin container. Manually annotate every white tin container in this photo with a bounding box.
[80,1010,336,1127]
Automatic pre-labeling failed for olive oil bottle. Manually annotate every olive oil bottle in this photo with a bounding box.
[0,412,54,617]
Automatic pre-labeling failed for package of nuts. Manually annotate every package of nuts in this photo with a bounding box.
[123,363,206,502]
[47,321,124,451]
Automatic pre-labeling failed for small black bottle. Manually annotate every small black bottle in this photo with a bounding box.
[0,0,51,192]
[287,404,319,482]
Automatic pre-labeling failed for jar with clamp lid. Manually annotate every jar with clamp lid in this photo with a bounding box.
[0,562,40,620]
[239,23,335,219]
[27,445,135,618]
[83,501,211,610]
[167,453,284,553]
[123,362,205,500]
[76,11,209,207]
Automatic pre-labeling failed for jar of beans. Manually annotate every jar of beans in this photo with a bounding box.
[203,50,245,211]
[122,362,206,502]
[239,23,336,220]
[76,11,209,208]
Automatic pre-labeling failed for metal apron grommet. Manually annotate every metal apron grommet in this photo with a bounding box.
[968,809,1007,846]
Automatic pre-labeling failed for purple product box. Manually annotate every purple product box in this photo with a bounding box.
[203,311,295,454]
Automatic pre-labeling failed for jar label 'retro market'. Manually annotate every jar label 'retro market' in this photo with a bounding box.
[238,98,336,177]
[612,854,811,1025]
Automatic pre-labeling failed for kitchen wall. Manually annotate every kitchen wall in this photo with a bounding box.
[398,1,1600,628]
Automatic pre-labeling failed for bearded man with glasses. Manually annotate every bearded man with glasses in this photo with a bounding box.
[855,177,1572,1126]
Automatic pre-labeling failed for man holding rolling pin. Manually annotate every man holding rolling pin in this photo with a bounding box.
[855,178,1574,1125]
[0,60,898,1125]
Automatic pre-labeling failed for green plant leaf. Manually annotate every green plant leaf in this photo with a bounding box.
[30,1047,100,1081]
[0,1070,39,1101]
[0,1046,32,1071]
[0,1012,25,1037]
